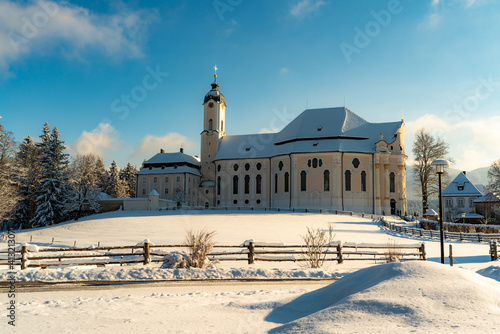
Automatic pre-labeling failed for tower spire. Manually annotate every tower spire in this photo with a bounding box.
[214,65,218,82]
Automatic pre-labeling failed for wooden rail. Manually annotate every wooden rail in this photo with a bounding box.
[382,219,500,243]
[0,240,426,270]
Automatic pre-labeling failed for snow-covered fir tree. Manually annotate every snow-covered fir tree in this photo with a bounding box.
[0,123,19,226]
[95,156,108,194]
[67,153,102,219]
[15,136,41,229]
[107,160,127,198]
[32,124,70,227]
[121,162,138,198]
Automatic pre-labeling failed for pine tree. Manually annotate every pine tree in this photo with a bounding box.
[107,161,127,198]
[95,156,108,194]
[121,162,138,198]
[15,136,41,228]
[0,123,18,226]
[33,124,70,227]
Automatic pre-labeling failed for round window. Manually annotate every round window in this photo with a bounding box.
[208,102,214,108]
[233,164,239,171]
[256,163,262,171]
[256,199,261,204]
[233,199,238,205]
[205,189,209,194]
[245,199,249,204]
[352,158,360,168]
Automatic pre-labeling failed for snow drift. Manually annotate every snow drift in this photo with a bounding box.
[266,261,500,333]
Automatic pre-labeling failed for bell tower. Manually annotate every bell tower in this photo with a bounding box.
[200,66,226,182]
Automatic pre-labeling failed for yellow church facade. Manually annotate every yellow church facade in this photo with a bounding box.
[136,73,407,215]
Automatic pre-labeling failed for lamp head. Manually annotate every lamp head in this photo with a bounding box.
[430,159,450,174]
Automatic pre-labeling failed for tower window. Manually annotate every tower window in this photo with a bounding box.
[361,171,367,192]
[244,175,250,194]
[324,170,330,192]
[209,119,213,130]
[233,175,239,195]
[217,176,221,195]
[345,170,351,191]
[221,120,224,132]
[274,173,278,193]
[256,175,262,194]
[300,171,307,192]
[284,172,289,193]
[389,172,395,193]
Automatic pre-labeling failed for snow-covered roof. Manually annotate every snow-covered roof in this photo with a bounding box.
[200,180,215,187]
[474,191,500,203]
[136,166,202,177]
[149,189,159,196]
[214,107,403,161]
[424,209,438,216]
[144,152,200,167]
[442,172,486,197]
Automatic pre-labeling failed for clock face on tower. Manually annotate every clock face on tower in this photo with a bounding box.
[208,102,214,108]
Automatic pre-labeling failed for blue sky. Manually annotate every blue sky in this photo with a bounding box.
[1,0,500,171]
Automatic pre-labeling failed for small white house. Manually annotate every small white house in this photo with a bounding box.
[442,171,488,222]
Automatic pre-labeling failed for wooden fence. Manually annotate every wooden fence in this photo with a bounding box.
[383,220,500,243]
[0,240,426,270]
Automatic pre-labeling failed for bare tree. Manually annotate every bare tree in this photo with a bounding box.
[412,129,451,214]
[0,124,19,225]
[488,159,500,194]
[67,154,102,219]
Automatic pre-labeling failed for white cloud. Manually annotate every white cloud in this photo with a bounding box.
[280,67,290,75]
[0,0,158,74]
[67,123,123,159]
[130,133,196,161]
[405,114,500,171]
[290,0,326,19]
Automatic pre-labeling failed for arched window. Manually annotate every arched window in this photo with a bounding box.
[233,175,239,195]
[208,119,213,131]
[217,176,221,195]
[300,171,307,191]
[389,172,395,193]
[245,163,250,171]
[361,171,367,192]
[345,170,351,191]
[244,175,250,194]
[274,173,278,193]
[284,172,289,193]
[256,175,262,194]
[324,170,330,192]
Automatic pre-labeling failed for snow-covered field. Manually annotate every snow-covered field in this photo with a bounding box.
[1,210,500,333]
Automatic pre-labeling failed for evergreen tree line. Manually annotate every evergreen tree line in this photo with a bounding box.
[0,122,138,230]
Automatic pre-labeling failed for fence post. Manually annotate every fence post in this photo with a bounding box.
[143,241,151,265]
[21,244,28,270]
[449,244,453,267]
[491,241,498,261]
[337,242,343,264]
[460,232,463,241]
[420,243,426,261]
[478,233,482,243]
[248,241,255,264]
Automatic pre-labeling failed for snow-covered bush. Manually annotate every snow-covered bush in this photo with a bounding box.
[299,225,335,268]
[161,252,191,269]
[185,228,216,268]
[385,239,402,263]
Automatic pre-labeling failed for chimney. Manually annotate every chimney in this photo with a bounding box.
[160,149,164,153]
[180,148,184,153]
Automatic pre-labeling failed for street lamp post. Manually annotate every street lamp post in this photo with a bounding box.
[430,159,450,264]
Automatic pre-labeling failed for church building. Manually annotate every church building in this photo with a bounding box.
[136,70,408,215]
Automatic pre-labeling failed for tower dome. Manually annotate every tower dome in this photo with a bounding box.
[203,69,226,106]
